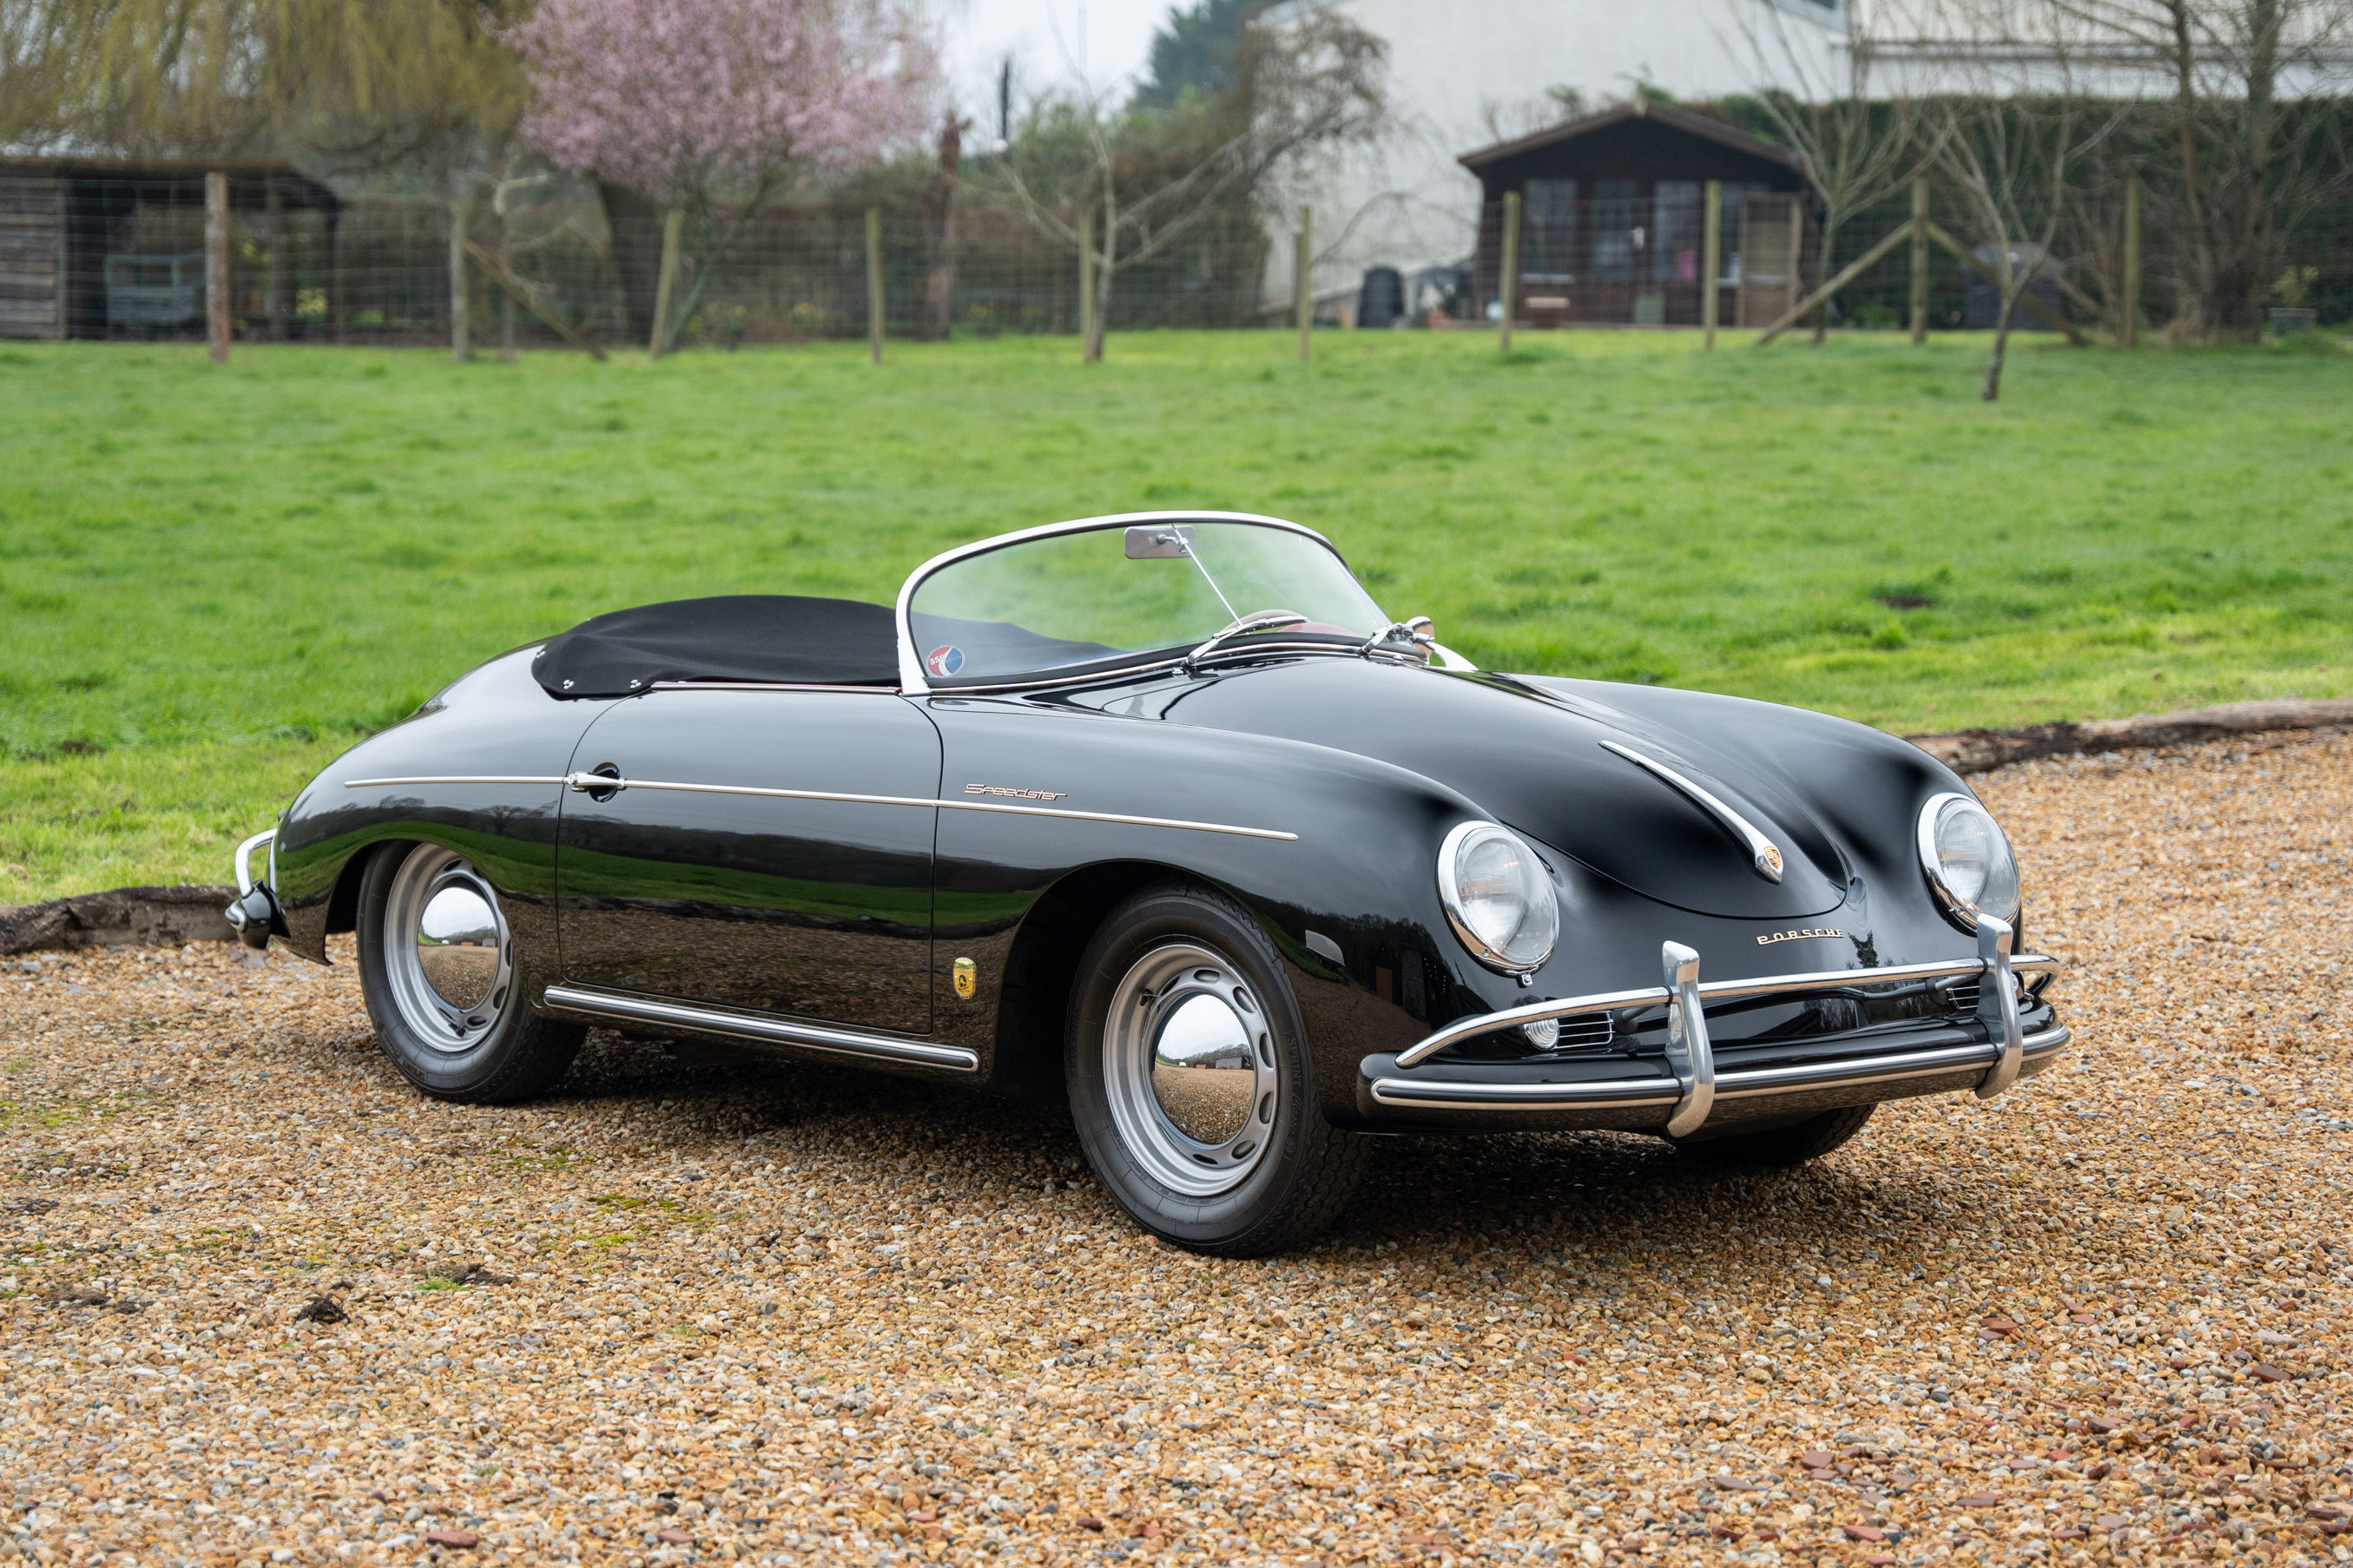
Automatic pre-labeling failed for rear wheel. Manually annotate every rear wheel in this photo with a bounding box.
[1673,1104,1875,1168]
[1066,883,1365,1256]
[356,842,582,1102]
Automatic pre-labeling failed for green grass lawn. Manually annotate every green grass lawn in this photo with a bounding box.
[3,328,2348,902]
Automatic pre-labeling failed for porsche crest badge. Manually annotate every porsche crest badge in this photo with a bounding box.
[1761,844,1785,877]
[952,957,978,999]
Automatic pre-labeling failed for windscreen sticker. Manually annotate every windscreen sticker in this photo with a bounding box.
[926,645,966,678]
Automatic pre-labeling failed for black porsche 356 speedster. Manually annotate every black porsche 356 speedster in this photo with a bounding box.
[228,512,2066,1255]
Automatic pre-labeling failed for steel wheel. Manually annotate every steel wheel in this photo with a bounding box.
[1102,940,1280,1199]
[378,845,512,1055]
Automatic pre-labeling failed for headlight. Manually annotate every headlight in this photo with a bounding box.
[1437,820,1559,973]
[1916,793,2021,930]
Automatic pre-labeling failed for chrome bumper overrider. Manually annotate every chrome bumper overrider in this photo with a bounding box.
[223,827,280,951]
[1372,922,2064,1131]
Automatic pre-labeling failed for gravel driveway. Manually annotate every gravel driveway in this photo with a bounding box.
[4,733,2350,1566]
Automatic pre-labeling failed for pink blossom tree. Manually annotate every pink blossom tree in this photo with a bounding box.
[511,0,934,352]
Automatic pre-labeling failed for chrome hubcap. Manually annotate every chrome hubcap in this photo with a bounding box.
[382,847,511,1054]
[1104,943,1278,1197]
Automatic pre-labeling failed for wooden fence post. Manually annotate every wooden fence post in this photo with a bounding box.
[1909,179,1929,346]
[1295,206,1313,363]
[450,195,471,363]
[2120,175,2142,351]
[1078,203,1096,364]
[264,175,287,343]
[1702,180,1722,351]
[1499,190,1521,352]
[649,208,682,358]
[866,206,885,366]
[204,171,229,364]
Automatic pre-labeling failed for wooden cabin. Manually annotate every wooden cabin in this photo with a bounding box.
[0,158,340,342]
[1460,100,1818,329]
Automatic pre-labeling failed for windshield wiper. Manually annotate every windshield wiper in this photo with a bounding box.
[1183,611,1309,673]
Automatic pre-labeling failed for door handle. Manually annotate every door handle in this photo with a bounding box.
[568,766,623,800]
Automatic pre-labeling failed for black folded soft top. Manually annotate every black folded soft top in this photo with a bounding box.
[531,595,899,698]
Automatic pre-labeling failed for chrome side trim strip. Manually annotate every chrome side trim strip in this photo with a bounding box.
[649,681,904,695]
[557,773,1298,841]
[540,986,981,1072]
[1600,741,1784,883]
[1392,951,2060,1069]
[1368,1024,2071,1115]
[233,827,276,896]
[346,776,570,788]
[346,772,1295,840]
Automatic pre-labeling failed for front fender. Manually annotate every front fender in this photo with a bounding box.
[923,698,1514,1118]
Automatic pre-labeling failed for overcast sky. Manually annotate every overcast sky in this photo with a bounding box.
[939,0,1184,128]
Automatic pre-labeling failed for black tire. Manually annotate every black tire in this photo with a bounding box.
[1065,881,1366,1256]
[355,841,582,1103]
[1674,1103,1876,1168]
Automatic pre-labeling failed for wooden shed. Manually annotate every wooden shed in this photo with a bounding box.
[1460,100,1817,329]
[0,158,340,342]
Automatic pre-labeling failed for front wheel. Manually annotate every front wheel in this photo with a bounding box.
[1066,882,1365,1256]
[355,841,582,1102]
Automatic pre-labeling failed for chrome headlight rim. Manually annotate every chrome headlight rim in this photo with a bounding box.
[1436,819,1559,975]
[1915,791,2022,932]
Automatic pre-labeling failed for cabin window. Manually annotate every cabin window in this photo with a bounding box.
[1523,178,1577,284]
[1655,181,1701,284]
[1592,180,1640,283]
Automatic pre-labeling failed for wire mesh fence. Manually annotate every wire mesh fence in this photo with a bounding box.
[0,162,1269,350]
[5,160,2348,350]
[1461,184,2353,338]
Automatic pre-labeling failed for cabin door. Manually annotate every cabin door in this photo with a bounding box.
[1737,194,1806,327]
[554,688,940,1034]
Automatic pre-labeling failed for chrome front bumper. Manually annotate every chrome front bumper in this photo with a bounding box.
[1361,923,2066,1136]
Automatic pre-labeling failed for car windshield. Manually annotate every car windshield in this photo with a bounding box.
[906,519,1391,684]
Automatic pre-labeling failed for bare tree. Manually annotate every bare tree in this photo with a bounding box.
[1919,4,2126,399]
[2042,0,2353,339]
[1727,0,1934,343]
[999,3,1385,362]
[919,111,968,340]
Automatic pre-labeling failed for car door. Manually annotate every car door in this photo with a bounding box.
[555,687,939,1035]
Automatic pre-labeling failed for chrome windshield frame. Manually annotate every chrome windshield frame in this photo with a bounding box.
[892,511,1354,695]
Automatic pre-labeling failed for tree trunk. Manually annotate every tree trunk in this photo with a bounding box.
[2231,0,2283,339]
[449,188,471,364]
[598,180,666,344]
[1809,212,1839,346]
[1982,291,2015,403]
[661,189,770,349]
[1087,184,1116,364]
[919,115,963,341]
[2168,1,2215,339]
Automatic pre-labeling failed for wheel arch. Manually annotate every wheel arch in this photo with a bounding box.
[985,859,1246,1101]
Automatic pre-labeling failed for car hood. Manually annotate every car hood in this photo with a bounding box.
[1137,658,1861,920]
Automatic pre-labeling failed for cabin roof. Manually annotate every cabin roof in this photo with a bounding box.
[1458,99,1807,178]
